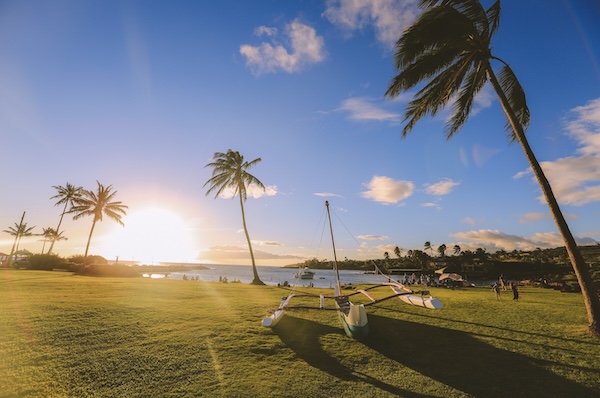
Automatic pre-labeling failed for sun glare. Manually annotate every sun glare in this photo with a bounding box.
[102,206,198,265]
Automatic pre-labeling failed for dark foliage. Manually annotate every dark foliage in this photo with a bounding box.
[27,254,68,271]
[68,255,108,265]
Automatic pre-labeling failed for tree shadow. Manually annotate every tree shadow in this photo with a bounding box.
[274,315,432,398]
[375,304,598,348]
[364,314,598,397]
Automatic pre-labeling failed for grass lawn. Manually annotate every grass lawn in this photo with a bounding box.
[1,270,599,397]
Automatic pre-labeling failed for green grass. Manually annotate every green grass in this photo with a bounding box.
[1,271,599,397]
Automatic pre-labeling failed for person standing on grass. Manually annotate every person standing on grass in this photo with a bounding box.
[493,283,501,300]
[511,282,520,301]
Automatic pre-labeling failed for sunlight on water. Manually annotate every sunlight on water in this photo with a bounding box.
[142,273,167,279]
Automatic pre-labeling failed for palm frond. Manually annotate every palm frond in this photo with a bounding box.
[395,6,475,69]
[447,61,488,138]
[402,56,473,136]
[486,1,501,37]
[386,47,465,96]
[498,63,530,139]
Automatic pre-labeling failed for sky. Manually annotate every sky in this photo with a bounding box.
[1,0,600,267]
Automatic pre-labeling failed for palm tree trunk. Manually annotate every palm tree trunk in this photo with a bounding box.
[239,194,264,285]
[83,219,97,260]
[486,65,600,336]
[7,212,25,268]
[49,202,69,254]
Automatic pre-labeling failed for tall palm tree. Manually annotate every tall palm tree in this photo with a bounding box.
[70,181,128,259]
[204,150,265,285]
[49,183,83,254]
[394,246,402,258]
[385,0,599,336]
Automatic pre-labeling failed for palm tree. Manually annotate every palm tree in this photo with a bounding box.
[424,241,433,257]
[204,150,266,285]
[39,227,56,253]
[45,229,67,254]
[385,0,599,336]
[394,246,402,258]
[4,212,35,266]
[453,245,461,256]
[49,183,84,254]
[437,244,447,257]
[70,181,128,259]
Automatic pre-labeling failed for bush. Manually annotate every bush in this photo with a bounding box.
[68,255,108,266]
[27,254,68,271]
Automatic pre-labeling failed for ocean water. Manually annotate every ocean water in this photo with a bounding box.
[159,264,399,289]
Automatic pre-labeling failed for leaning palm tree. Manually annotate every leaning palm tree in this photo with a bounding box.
[385,0,599,336]
[424,241,433,257]
[49,183,84,254]
[4,212,35,267]
[204,150,265,285]
[70,181,128,259]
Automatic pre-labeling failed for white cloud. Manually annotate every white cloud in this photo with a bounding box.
[253,240,283,246]
[515,97,600,206]
[450,229,597,252]
[519,212,548,224]
[462,217,476,225]
[357,235,389,241]
[323,0,419,49]
[254,26,277,36]
[240,20,325,75]
[361,176,414,204]
[424,178,460,196]
[314,192,341,197]
[217,183,278,199]
[338,97,401,122]
[471,83,495,114]
[202,245,303,261]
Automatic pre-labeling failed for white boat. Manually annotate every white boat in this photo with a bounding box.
[294,267,315,279]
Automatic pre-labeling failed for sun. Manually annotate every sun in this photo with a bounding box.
[102,206,198,265]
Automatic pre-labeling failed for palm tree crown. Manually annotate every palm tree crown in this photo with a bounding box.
[49,182,83,254]
[386,0,528,139]
[204,150,265,201]
[386,0,599,336]
[4,222,36,253]
[204,150,265,285]
[71,181,128,258]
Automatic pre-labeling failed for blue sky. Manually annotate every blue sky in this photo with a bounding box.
[1,0,600,266]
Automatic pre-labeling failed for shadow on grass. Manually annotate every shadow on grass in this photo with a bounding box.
[274,315,432,398]
[364,314,598,398]
[374,304,598,347]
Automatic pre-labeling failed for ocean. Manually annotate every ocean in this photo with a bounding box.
[145,264,402,289]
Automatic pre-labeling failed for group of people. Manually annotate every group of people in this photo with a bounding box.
[400,273,435,286]
[492,274,519,301]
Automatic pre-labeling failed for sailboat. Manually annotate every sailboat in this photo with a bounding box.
[262,201,442,339]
